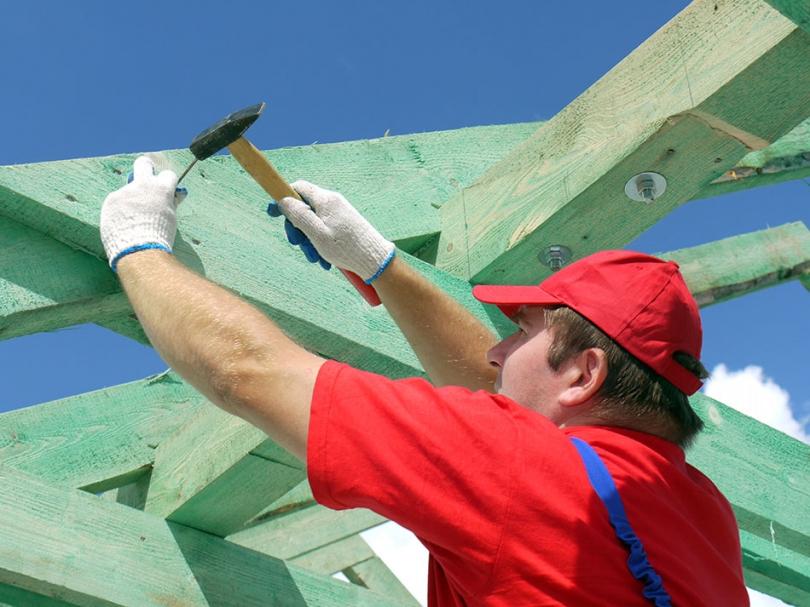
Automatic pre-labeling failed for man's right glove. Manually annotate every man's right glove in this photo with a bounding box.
[271,181,395,284]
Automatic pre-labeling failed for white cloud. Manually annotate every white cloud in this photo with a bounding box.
[703,364,810,444]
[361,522,429,606]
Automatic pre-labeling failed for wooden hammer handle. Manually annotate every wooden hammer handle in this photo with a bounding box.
[226,137,382,306]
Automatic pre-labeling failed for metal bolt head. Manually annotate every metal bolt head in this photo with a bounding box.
[540,245,572,272]
[625,172,667,203]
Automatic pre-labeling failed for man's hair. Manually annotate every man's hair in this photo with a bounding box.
[543,306,708,448]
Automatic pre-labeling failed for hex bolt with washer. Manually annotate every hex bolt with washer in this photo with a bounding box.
[624,172,667,203]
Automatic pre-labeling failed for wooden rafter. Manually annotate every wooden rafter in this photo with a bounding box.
[1,0,809,604]
[434,0,810,286]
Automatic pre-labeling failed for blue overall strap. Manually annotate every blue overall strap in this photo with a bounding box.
[570,437,672,607]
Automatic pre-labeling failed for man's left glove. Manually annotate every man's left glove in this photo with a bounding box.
[100,156,186,272]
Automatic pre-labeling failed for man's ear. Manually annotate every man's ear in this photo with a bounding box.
[559,348,608,408]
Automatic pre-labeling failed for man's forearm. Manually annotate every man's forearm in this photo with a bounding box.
[116,249,323,461]
[373,255,499,392]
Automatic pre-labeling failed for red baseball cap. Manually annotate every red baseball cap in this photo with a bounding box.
[472,250,703,395]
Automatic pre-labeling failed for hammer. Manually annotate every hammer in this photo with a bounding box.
[179,103,381,306]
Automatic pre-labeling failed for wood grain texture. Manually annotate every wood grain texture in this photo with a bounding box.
[0,372,204,493]
[694,116,810,199]
[227,502,386,561]
[741,530,810,605]
[145,405,306,537]
[0,153,509,380]
[764,0,810,33]
[688,394,810,564]
[662,222,810,307]
[289,535,376,576]
[344,558,421,607]
[435,0,810,285]
[0,466,413,607]
[0,214,130,342]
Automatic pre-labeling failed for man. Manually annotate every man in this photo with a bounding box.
[100,157,748,606]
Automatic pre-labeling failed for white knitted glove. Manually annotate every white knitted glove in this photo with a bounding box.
[277,181,395,283]
[100,156,185,272]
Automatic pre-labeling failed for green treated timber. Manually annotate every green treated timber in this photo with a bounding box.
[228,502,386,561]
[741,530,810,606]
[289,535,376,576]
[0,372,205,493]
[694,116,810,200]
[344,558,421,607]
[435,0,810,285]
[0,214,138,343]
[0,158,505,380]
[661,222,810,307]
[0,582,78,607]
[0,122,542,267]
[0,466,411,607]
[1,115,807,347]
[145,404,306,537]
[688,393,810,562]
[103,469,152,510]
[764,0,810,33]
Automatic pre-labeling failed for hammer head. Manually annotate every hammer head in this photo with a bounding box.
[189,102,265,161]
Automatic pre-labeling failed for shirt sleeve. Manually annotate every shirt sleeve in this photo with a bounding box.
[307,360,519,587]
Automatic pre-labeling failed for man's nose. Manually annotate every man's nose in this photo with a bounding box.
[486,333,516,369]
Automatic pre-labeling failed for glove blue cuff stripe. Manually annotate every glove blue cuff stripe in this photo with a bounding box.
[111,244,172,274]
[365,249,396,284]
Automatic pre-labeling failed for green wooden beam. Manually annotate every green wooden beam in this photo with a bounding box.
[0,213,134,342]
[2,116,807,347]
[764,0,810,34]
[0,372,204,493]
[693,116,810,200]
[344,558,421,607]
[0,466,412,607]
[145,404,306,537]
[0,156,507,378]
[228,502,386,561]
[290,535,376,576]
[0,122,541,267]
[688,393,810,604]
[0,582,77,607]
[741,530,810,606]
[661,222,810,307]
[435,0,810,286]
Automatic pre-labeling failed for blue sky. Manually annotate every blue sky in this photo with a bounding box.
[0,2,807,604]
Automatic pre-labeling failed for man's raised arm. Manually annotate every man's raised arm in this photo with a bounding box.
[275,180,499,392]
[101,157,323,461]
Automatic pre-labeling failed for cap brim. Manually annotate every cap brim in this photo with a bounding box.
[472,284,564,319]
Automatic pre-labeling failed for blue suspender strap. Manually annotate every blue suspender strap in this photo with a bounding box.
[569,437,672,607]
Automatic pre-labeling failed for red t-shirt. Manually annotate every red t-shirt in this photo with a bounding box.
[308,361,748,607]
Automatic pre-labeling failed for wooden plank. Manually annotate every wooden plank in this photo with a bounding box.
[435,0,810,285]
[227,502,386,560]
[0,372,205,493]
[344,558,420,607]
[662,222,810,307]
[0,214,133,342]
[688,393,810,561]
[0,121,541,264]
[693,116,810,200]
[0,582,78,607]
[144,404,306,537]
[764,0,810,34]
[290,535,376,575]
[0,465,412,607]
[741,530,810,606]
[0,158,506,379]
